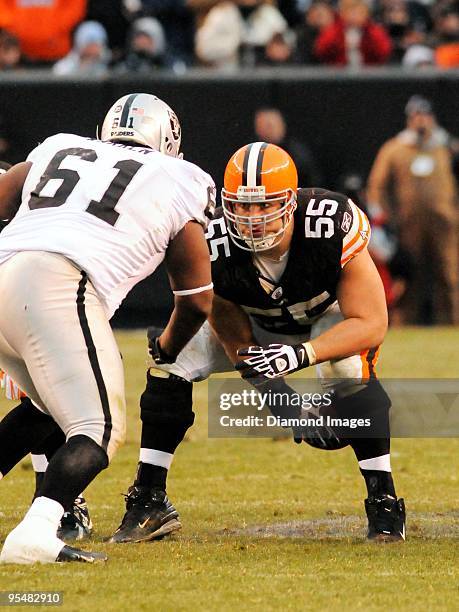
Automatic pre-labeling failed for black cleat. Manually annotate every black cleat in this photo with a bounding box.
[365,495,406,542]
[109,486,181,543]
[56,545,107,563]
[57,497,93,541]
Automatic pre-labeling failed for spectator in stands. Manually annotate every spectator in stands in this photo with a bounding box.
[375,0,432,63]
[258,30,297,65]
[277,0,304,27]
[433,5,459,68]
[86,0,130,62]
[195,0,289,69]
[0,0,86,66]
[0,29,21,71]
[294,1,336,64]
[128,0,196,70]
[366,95,458,324]
[114,17,166,73]
[53,21,111,76]
[253,107,322,186]
[402,43,435,68]
[314,0,392,66]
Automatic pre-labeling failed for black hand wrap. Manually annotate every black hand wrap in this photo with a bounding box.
[251,379,346,451]
[148,335,176,365]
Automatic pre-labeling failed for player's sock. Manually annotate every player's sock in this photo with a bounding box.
[0,398,60,478]
[31,455,47,499]
[134,460,169,490]
[351,442,396,497]
[136,372,194,491]
[337,380,396,498]
[39,435,108,511]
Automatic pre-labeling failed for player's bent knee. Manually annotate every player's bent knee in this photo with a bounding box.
[327,379,391,440]
[140,371,195,431]
[63,434,109,472]
[65,413,126,463]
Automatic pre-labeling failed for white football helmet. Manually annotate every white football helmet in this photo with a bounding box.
[100,93,182,157]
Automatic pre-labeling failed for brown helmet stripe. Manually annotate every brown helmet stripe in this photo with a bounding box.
[242,142,253,186]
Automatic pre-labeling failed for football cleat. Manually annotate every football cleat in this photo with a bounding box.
[365,495,406,542]
[108,486,181,543]
[56,545,107,563]
[0,523,64,564]
[57,497,93,541]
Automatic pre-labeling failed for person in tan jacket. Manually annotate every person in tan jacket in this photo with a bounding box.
[366,95,458,324]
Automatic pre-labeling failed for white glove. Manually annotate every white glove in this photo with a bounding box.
[236,343,310,382]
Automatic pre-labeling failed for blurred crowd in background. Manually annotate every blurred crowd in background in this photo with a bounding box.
[0,1,458,326]
[253,97,459,326]
[0,0,458,73]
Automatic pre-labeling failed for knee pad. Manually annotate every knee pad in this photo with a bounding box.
[40,435,108,510]
[140,371,195,431]
[327,380,391,441]
[334,380,391,416]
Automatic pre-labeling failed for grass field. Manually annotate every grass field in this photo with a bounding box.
[1,327,459,611]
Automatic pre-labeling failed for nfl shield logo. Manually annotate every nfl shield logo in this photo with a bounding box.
[271,286,283,301]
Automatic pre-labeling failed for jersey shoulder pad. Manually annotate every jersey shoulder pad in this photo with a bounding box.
[26,133,87,164]
[166,158,216,228]
[340,199,371,267]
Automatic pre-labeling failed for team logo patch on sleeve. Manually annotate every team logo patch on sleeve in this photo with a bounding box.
[341,211,352,233]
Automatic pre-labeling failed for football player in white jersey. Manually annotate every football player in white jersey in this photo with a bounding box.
[0,93,215,564]
[1,163,92,542]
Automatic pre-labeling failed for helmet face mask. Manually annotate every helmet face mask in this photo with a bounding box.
[221,142,298,252]
[100,93,182,158]
[222,187,296,252]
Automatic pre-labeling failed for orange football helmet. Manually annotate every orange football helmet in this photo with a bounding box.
[221,142,298,252]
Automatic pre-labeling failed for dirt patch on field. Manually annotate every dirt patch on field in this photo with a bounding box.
[221,512,459,540]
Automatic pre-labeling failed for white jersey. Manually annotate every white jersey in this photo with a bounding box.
[0,133,215,318]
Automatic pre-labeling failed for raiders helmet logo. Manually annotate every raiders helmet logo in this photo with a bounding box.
[169,111,181,142]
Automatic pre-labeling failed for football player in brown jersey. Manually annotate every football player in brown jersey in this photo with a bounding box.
[111,142,405,545]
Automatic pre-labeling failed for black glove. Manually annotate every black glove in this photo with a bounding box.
[254,379,346,451]
[236,342,310,382]
[292,409,347,451]
[148,335,176,365]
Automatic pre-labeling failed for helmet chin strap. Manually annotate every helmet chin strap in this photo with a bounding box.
[243,233,277,251]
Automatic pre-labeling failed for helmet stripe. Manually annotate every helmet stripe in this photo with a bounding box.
[246,141,267,187]
[120,93,139,127]
[242,142,253,186]
[255,142,268,186]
